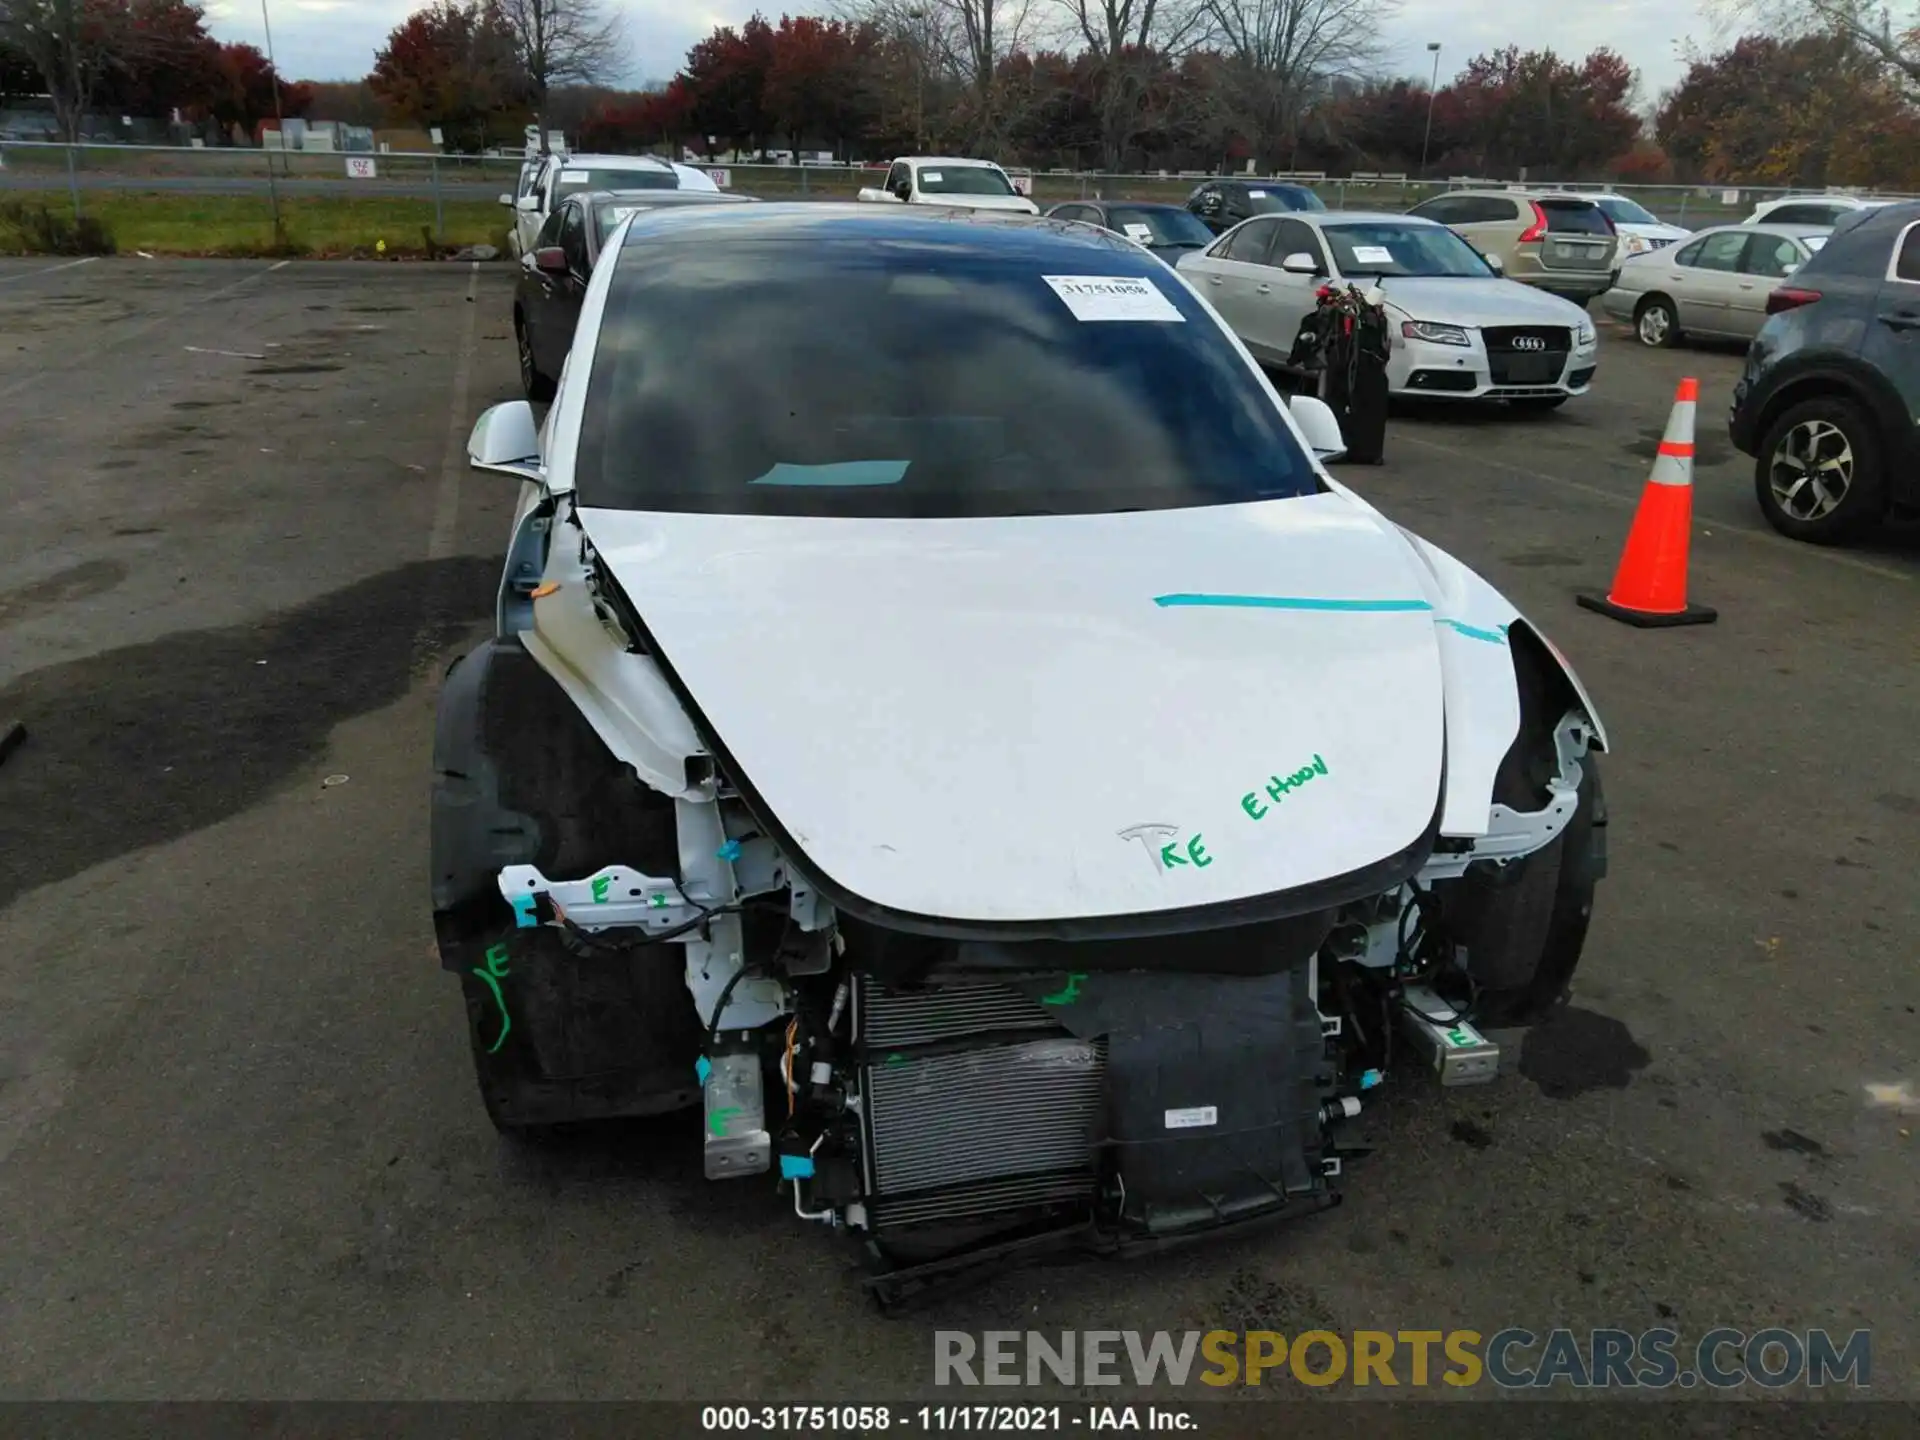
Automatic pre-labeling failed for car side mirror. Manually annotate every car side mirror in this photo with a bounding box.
[533,246,569,276]
[1287,395,1346,463]
[1484,251,1505,273]
[1280,252,1319,276]
[517,195,541,212]
[468,401,543,482]
[498,192,515,207]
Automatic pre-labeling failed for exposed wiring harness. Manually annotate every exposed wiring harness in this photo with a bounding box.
[1389,881,1483,1029]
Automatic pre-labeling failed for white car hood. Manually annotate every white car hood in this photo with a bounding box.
[1616,220,1689,242]
[1377,276,1590,328]
[580,496,1451,926]
[918,193,1038,214]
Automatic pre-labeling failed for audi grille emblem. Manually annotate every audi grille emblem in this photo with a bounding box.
[1513,336,1549,351]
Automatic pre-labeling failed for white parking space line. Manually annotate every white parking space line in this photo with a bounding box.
[427,261,481,561]
[0,256,98,285]
[1394,431,1913,584]
[0,259,291,403]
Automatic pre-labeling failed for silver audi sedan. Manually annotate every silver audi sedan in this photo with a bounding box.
[1175,210,1598,411]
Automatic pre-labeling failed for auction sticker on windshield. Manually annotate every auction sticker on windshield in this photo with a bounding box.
[1351,245,1394,265]
[1043,275,1185,323]
[560,170,589,182]
[1123,223,1154,242]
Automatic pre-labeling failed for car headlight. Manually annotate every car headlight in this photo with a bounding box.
[1576,318,1596,347]
[1401,319,1471,347]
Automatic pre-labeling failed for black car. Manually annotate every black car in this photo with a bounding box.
[1185,180,1327,235]
[1043,200,1216,261]
[515,188,756,401]
[1730,201,1920,544]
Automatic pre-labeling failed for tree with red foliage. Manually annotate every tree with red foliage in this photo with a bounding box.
[206,41,309,135]
[578,78,694,151]
[681,14,776,155]
[1442,46,1641,176]
[370,1,526,151]
[1657,32,1920,188]
[1,0,232,139]
[763,14,880,158]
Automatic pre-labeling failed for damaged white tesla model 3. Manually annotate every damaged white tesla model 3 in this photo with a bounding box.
[431,202,1609,1309]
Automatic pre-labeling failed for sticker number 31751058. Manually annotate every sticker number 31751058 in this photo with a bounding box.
[1043,274,1186,323]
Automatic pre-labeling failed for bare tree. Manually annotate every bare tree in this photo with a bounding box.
[1054,0,1209,168]
[492,0,628,146]
[1710,0,1919,92]
[1201,0,1398,168]
[839,0,1041,149]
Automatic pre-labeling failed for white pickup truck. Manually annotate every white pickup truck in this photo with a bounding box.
[857,156,1040,215]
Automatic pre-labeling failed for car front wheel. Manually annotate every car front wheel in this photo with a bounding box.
[1755,395,1887,544]
[1634,295,1678,347]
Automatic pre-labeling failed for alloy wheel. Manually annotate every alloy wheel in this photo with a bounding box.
[1636,304,1671,346]
[1767,419,1854,521]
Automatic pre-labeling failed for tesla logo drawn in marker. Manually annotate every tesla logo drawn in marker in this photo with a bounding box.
[1118,824,1211,873]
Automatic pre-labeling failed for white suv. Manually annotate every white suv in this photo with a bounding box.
[1743,195,1899,227]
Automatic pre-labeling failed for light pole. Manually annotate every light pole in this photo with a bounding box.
[906,9,926,151]
[259,0,287,229]
[1418,42,1442,182]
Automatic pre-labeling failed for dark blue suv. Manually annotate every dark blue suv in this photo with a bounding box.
[1730,200,1920,544]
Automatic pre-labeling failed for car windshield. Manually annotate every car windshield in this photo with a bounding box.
[1322,222,1494,278]
[553,166,677,201]
[917,165,1016,196]
[1594,196,1660,226]
[1247,188,1327,214]
[578,237,1322,518]
[1107,206,1213,248]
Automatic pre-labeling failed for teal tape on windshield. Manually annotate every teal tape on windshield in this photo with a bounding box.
[748,461,909,487]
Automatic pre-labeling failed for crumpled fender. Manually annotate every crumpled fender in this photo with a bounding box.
[1393,528,1609,838]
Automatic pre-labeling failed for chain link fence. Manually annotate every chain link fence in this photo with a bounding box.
[3,142,1917,254]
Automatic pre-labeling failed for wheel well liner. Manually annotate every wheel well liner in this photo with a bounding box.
[430,636,677,928]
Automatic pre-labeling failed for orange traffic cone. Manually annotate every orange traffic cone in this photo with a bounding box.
[1576,378,1718,628]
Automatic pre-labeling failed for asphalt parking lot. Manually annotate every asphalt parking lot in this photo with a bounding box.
[1,256,1916,1404]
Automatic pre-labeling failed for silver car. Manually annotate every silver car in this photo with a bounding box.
[1601,224,1831,347]
[1175,210,1599,410]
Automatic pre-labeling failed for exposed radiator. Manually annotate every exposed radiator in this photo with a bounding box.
[856,975,1058,1048]
[855,979,1104,1232]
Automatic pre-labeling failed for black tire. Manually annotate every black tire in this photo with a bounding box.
[1753,395,1888,545]
[515,310,556,403]
[1509,395,1568,413]
[1633,294,1678,348]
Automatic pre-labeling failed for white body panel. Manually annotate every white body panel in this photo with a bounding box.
[856,156,1041,215]
[1614,220,1690,256]
[580,498,1449,923]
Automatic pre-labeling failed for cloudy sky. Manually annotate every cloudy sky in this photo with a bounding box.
[205,0,1729,100]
